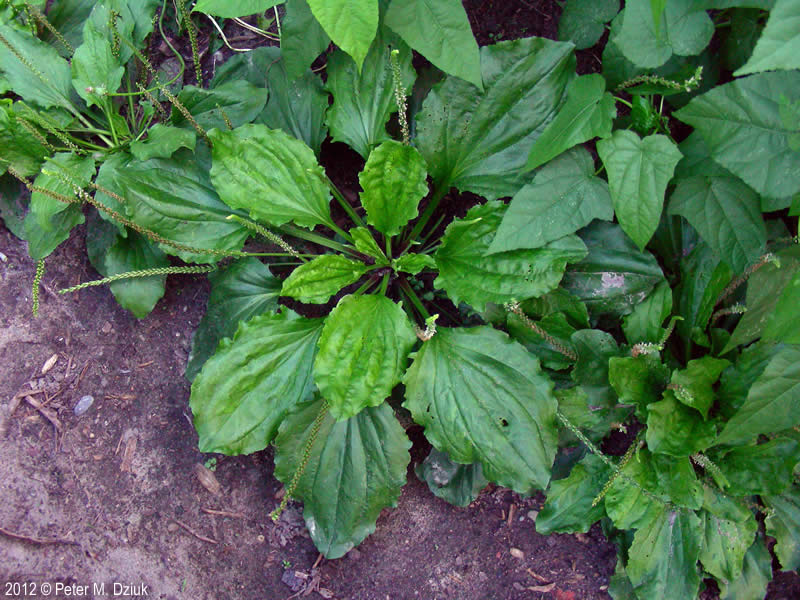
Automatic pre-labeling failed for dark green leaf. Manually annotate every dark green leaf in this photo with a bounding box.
[716,437,799,496]
[185,258,281,381]
[670,356,730,419]
[622,280,672,344]
[719,535,772,600]
[415,37,575,200]
[403,326,559,493]
[0,175,27,238]
[208,124,333,230]
[306,0,378,71]
[130,124,196,161]
[763,485,800,571]
[722,8,765,72]
[646,390,717,456]
[434,202,587,312]
[735,0,800,76]
[415,447,488,507]
[558,0,620,50]
[273,396,409,558]
[189,310,324,454]
[609,355,670,419]
[173,82,267,131]
[359,140,427,236]
[315,295,416,419]
[717,341,781,419]
[490,147,613,253]
[763,271,800,344]
[651,454,703,510]
[0,100,50,178]
[507,312,577,371]
[570,329,622,407]
[520,288,590,329]
[282,0,330,80]
[41,0,94,56]
[555,385,631,445]
[192,0,284,17]
[699,490,758,583]
[281,255,369,304]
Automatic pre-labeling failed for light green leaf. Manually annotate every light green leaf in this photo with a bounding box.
[281,255,369,304]
[359,140,427,236]
[315,295,416,419]
[615,0,714,68]
[0,24,73,110]
[392,253,435,275]
[71,14,123,107]
[674,71,800,199]
[403,326,559,493]
[185,258,281,381]
[192,0,284,17]
[434,202,587,312]
[95,151,249,263]
[626,508,703,600]
[562,222,666,316]
[273,396,409,558]
[282,0,330,80]
[763,271,800,344]
[350,227,387,263]
[325,27,414,159]
[384,0,481,89]
[415,37,575,200]
[622,280,673,344]
[130,124,196,161]
[716,437,799,496]
[669,175,766,275]
[735,0,800,76]
[597,130,682,251]
[173,81,267,131]
[670,356,730,419]
[189,310,324,454]
[604,448,666,530]
[558,0,620,50]
[646,390,717,456]
[306,0,378,72]
[571,329,622,407]
[717,345,800,445]
[491,147,613,253]
[536,454,610,534]
[526,74,616,171]
[763,486,800,571]
[719,535,772,600]
[609,355,670,420]
[415,447,488,507]
[700,490,758,583]
[209,124,333,230]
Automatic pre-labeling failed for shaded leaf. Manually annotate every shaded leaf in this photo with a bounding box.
[282,0,330,80]
[622,280,672,344]
[558,0,620,50]
[735,0,800,76]
[130,124,196,161]
[570,329,622,407]
[173,81,267,131]
[715,437,799,496]
[763,486,800,571]
[646,390,717,456]
[415,447,488,507]
[609,355,670,420]
[670,356,730,419]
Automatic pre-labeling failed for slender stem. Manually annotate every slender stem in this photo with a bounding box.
[328,222,355,245]
[327,175,365,228]
[405,183,449,245]
[613,96,633,109]
[103,99,120,146]
[398,279,430,320]
[278,224,358,257]
[352,278,376,296]
[379,272,390,296]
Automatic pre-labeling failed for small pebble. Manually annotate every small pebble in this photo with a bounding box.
[74,395,94,416]
[527,510,539,521]
[0,251,7,262]
[510,548,525,560]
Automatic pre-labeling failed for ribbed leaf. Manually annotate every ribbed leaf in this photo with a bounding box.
[173,82,267,131]
[699,487,758,584]
[306,0,378,71]
[403,326,559,493]
[189,310,324,454]
[208,124,333,230]
[415,447,488,507]
[604,448,666,530]
[735,0,800,76]
[670,356,730,419]
[609,356,670,420]
[314,295,416,419]
[570,329,623,407]
[273,397,409,558]
[281,255,369,304]
[434,202,587,312]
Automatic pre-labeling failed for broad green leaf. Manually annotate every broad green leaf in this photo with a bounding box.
[306,0,378,72]
[403,326,559,493]
[350,227,387,263]
[718,341,782,418]
[670,356,730,419]
[609,355,670,419]
[724,245,800,351]
[0,101,50,178]
[325,27,414,159]
[507,312,577,371]
[209,124,333,230]
[763,271,800,344]
[536,454,610,534]
[717,345,800,444]
[622,280,672,344]
[273,397,409,558]
[570,329,622,407]
[490,147,613,253]
[615,0,714,68]
[763,486,800,571]
[40,0,95,56]
[185,258,281,381]
[282,0,330,80]
[526,74,616,171]
[71,13,123,107]
[281,255,369,304]
[315,295,416,419]
[700,495,758,583]
[359,140,427,236]
[415,447,488,507]
[130,125,196,161]
[719,535,772,600]
[415,37,575,200]
[562,222,666,316]
[604,448,666,530]
[189,310,324,454]
[715,437,799,496]
[668,174,766,274]
[651,455,703,510]
[392,253,435,275]
[646,390,717,456]
[557,0,620,50]
[735,0,800,76]
[597,130,682,250]
[0,25,73,111]
[384,0,481,89]
[173,82,267,131]
[192,0,283,17]
[649,0,667,34]
[555,385,631,445]
[434,202,587,311]
[0,175,26,238]
[626,508,703,600]
[674,71,800,198]
[95,151,249,263]
[23,202,83,262]
[82,3,136,66]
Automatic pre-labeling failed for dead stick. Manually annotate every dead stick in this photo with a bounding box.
[0,524,79,546]
[24,396,62,432]
[201,508,244,519]
[172,519,218,544]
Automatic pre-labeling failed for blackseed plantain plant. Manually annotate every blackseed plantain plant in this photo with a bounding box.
[1,1,799,599]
